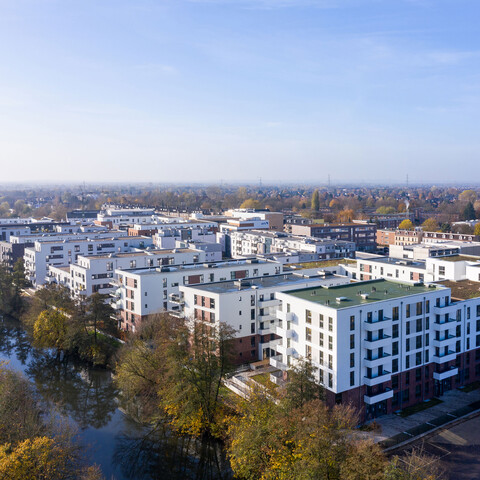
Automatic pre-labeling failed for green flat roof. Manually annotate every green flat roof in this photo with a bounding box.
[438,255,480,263]
[284,279,442,309]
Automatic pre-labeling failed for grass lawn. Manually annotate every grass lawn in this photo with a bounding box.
[251,372,278,389]
[397,397,443,418]
[287,259,356,269]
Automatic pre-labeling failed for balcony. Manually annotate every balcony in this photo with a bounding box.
[277,310,294,323]
[364,388,393,405]
[432,334,456,349]
[258,313,276,322]
[433,366,458,381]
[363,335,391,350]
[276,344,295,356]
[433,318,457,333]
[364,371,391,386]
[364,316,391,331]
[270,354,288,371]
[169,293,185,306]
[364,353,391,369]
[258,326,273,335]
[258,298,281,308]
[275,324,295,339]
[432,350,457,363]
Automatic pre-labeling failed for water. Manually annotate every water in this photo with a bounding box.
[0,317,231,480]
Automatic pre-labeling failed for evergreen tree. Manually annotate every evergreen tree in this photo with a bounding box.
[463,201,476,220]
[311,189,320,211]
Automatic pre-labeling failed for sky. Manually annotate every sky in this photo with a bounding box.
[0,0,480,185]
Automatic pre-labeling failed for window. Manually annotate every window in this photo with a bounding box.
[392,358,398,373]
[328,355,333,369]
[406,355,410,369]
[392,341,399,356]
[415,384,422,398]
[350,334,355,349]
[319,314,324,329]
[416,335,422,349]
[350,315,355,331]
[406,338,410,352]
[439,266,445,276]
[350,371,355,386]
[416,318,422,332]
[306,310,312,324]
[306,327,312,342]
[416,302,423,316]
[319,332,324,347]
[393,324,399,338]
[426,300,430,314]
[416,352,422,366]
[251,309,255,320]
[426,317,430,329]
[328,336,333,350]
[328,373,333,388]
[406,322,411,335]
[328,317,333,332]
[251,323,255,334]
[425,333,429,347]
[392,375,399,389]
[406,304,411,318]
[367,312,373,323]
[350,353,355,368]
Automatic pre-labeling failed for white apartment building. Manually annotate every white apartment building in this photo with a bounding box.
[346,254,480,284]
[229,230,355,260]
[153,224,218,249]
[267,279,480,420]
[48,247,208,297]
[114,259,283,332]
[180,272,350,365]
[96,206,156,228]
[25,235,151,287]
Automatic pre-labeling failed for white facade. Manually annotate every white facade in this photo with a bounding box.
[48,248,207,297]
[25,235,151,287]
[115,259,283,332]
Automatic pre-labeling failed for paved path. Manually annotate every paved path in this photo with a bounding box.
[368,388,480,448]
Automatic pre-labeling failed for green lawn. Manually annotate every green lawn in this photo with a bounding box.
[251,372,278,389]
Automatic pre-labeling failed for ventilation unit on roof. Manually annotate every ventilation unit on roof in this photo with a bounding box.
[336,296,348,302]
[360,293,369,300]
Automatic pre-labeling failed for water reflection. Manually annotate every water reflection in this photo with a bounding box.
[113,419,232,480]
[25,354,118,429]
[0,317,233,480]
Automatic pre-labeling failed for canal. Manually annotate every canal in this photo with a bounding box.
[0,317,231,480]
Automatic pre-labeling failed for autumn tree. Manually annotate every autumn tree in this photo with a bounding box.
[421,218,439,232]
[311,189,320,211]
[33,309,69,352]
[336,208,354,223]
[398,219,414,230]
[240,198,262,209]
[463,201,476,220]
[475,223,480,236]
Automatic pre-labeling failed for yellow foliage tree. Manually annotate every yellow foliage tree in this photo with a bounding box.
[336,209,354,223]
[240,198,262,209]
[33,309,68,350]
[475,223,480,237]
[422,218,439,232]
[0,436,76,480]
[398,219,414,230]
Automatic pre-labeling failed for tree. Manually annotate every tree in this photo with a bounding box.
[311,189,320,211]
[78,293,116,346]
[336,208,354,223]
[283,358,324,410]
[376,206,396,214]
[398,219,414,230]
[475,223,480,236]
[463,201,476,220]
[385,447,448,480]
[421,218,439,232]
[459,189,477,204]
[33,309,69,351]
[162,320,235,437]
[240,198,262,209]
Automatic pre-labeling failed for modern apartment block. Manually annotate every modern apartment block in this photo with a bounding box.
[229,230,355,260]
[268,279,480,420]
[48,248,208,297]
[226,209,284,231]
[180,272,350,365]
[377,229,479,247]
[24,234,151,287]
[114,259,283,332]
[291,223,377,252]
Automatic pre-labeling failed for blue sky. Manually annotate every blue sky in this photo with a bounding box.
[0,0,479,184]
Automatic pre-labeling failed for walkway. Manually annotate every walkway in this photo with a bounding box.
[368,388,480,450]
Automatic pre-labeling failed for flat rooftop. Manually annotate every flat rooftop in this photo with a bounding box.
[437,255,480,263]
[437,280,480,300]
[283,279,441,309]
[182,272,342,294]
[359,256,426,268]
